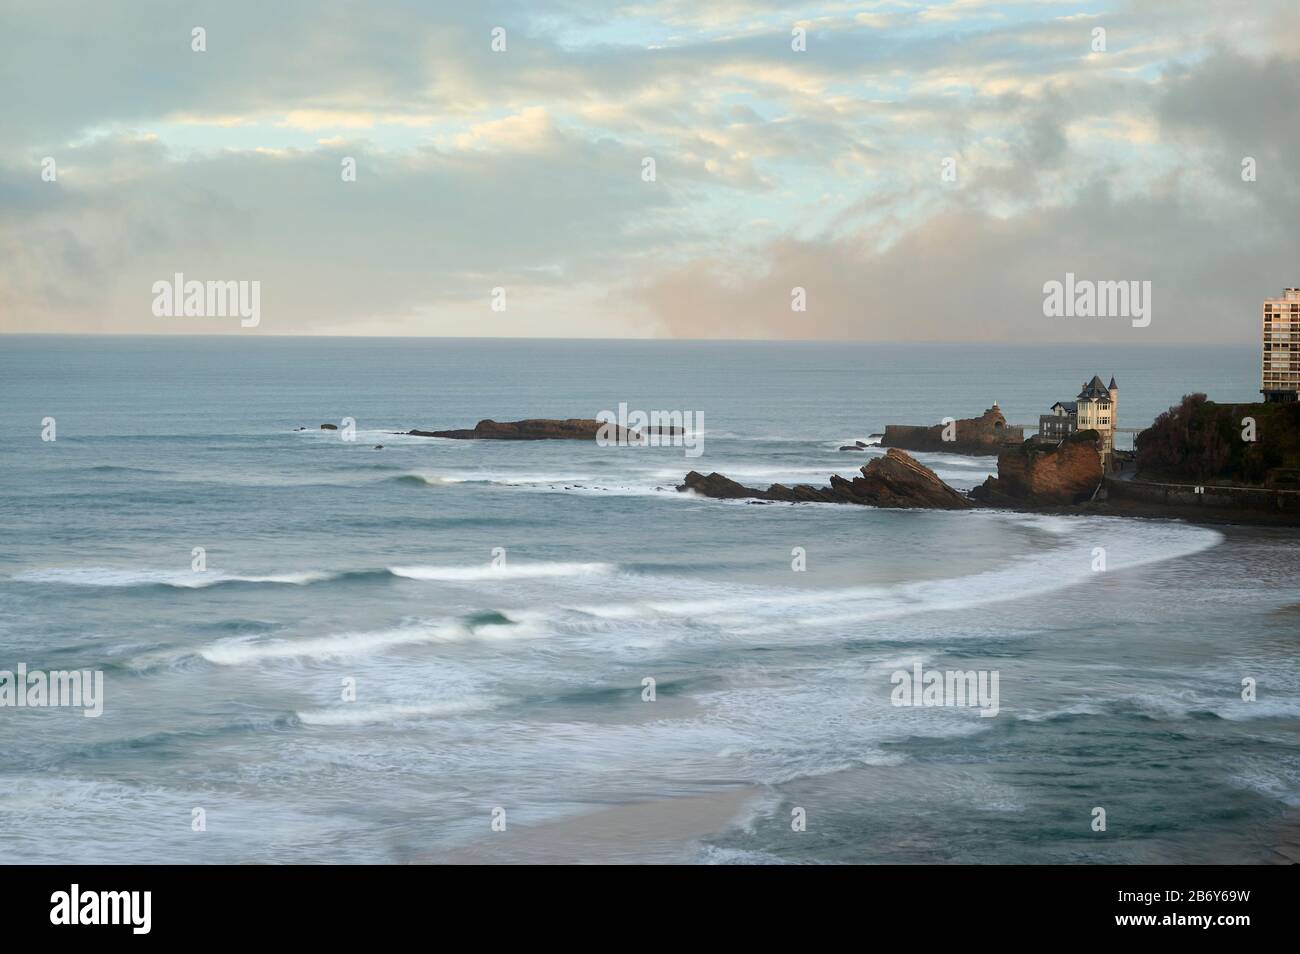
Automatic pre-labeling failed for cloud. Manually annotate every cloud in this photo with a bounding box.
[2,0,1298,339]
[0,128,674,334]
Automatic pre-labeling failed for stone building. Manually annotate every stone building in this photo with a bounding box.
[1038,375,1118,468]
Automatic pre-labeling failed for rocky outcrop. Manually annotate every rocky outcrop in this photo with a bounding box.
[677,472,764,500]
[407,419,642,441]
[882,406,1023,456]
[971,431,1103,506]
[678,448,972,509]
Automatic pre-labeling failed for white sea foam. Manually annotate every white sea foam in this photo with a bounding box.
[398,471,597,487]
[198,624,467,665]
[557,519,1223,638]
[12,567,336,588]
[196,615,544,666]
[396,473,464,486]
[389,561,614,581]
[296,699,495,725]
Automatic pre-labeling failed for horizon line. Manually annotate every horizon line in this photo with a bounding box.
[0,332,1262,347]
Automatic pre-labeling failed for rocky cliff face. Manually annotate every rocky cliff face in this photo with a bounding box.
[882,406,1023,456]
[971,431,1103,506]
[679,448,972,509]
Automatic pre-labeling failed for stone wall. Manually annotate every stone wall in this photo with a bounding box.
[1104,476,1300,514]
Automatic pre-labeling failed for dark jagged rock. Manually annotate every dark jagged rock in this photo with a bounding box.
[971,431,1103,506]
[406,418,642,441]
[677,471,761,499]
[677,449,972,509]
[882,406,1023,456]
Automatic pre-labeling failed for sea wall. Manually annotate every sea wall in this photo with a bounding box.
[1104,476,1300,514]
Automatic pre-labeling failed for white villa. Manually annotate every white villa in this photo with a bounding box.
[1038,375,1119,469]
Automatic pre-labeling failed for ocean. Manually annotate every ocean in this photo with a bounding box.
[1,335,1297,863]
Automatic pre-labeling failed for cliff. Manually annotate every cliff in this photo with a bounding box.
[1135,395,1300,487]
[882,406,1023,456]
[679,448,972,509]
[971,431,1103,506]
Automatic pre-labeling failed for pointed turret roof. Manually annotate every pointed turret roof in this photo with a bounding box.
[1108,376,1117,390]
[1077,375,1110,400]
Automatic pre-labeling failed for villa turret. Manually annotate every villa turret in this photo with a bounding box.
[1038,374,1118,470]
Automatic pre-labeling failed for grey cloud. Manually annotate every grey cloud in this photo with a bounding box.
[632,174,1295,344]
[0,127,675,332]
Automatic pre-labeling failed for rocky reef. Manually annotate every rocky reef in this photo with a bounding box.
[678,448,972,509]
[882,406,1023,456]
[971,431,1103,506]
[406,418,661,441]
[680,437,1105,512]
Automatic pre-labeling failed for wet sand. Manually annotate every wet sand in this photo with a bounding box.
[419,787,761,864]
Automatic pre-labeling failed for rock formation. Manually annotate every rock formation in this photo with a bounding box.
[678,448,972,509]
[882,406,1023,456]
[971,431,1103,506]
[406,419,644,441]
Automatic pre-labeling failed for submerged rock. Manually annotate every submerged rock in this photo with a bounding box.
[678,448,971,509]
[406,418,641,441]
[320,423,338,430]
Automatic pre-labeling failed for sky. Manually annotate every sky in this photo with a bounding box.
[1,0,1298,342]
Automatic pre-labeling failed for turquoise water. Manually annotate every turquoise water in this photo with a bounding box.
[0,336,1296,863]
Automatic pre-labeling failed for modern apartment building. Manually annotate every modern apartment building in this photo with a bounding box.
[1262,288,1300,402]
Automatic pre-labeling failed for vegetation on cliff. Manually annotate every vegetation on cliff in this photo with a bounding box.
[1135,395,1300,486]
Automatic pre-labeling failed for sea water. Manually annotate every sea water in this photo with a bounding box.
[0,336,1296,863]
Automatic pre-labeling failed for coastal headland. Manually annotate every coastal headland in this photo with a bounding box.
[680,402,1300,526]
